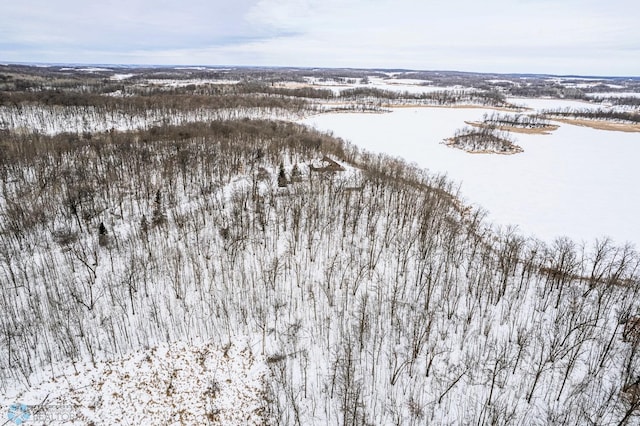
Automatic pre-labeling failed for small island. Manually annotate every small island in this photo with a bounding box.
[444,125,523,154]
[465,112,559,135]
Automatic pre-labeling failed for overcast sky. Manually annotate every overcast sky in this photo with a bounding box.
[2,0,638,75]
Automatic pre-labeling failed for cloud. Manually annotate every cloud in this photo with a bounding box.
[240,0,640,74]
[1,0,265,50]
[1,0,639,75]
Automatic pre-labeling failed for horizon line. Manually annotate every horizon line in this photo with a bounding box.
[2,61,639,80]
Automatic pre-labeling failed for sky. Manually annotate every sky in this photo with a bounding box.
[1,0,638,76]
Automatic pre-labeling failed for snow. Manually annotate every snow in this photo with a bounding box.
[302,106,640,246]
[141,79,241,87]
[3,70,640,423]
[586,92,640,98]
[375,78,429,85]
[174,66,209,70]
[300,76,471,96]
[1,339,269,425]
[0,105,302,135]
[1,112,639,424]
[300,77,359,95]
[367,76,474,95]
[508,97,603,111]
[564,82,604,89]
[548,77,612,83]
[110,73,135,81]
[487,79,516,84]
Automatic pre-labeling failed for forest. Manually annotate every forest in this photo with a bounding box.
[1,65,640,424]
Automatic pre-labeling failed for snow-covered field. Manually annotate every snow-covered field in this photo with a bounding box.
[141,78,242,87]
[586,92,640,98]
[366,76,473,95]
[302,76,471,96]
[508,97,604,111]
[302,103,640,246]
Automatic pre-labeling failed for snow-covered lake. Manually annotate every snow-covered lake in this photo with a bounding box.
[302,105,640,246]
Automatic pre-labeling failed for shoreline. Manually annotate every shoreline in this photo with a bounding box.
[549,117,640,133]
[464,120,560,135]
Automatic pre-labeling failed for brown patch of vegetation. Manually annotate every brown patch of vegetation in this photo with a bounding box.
[550,118,640,133]
[623,316,640,343]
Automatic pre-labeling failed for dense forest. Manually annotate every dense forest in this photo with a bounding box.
[1,65,640,424]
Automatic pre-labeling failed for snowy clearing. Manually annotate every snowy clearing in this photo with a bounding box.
[508,97,605,111]
[300,76,473,96]
[140,79,241,87]
[586,92,640,98]
[110,73,135,81]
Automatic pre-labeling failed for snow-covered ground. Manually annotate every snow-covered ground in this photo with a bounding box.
[110,73,135,81]
[2,339,269,425]
[585,92,640,98]
[140,79,241,87]
[366,76,473,95]
[302,76,471,96]
[60,67,111,72]
[0,105,302,135]
[2,111,639,424]
[508,97,603,111]
[302,104,640,246]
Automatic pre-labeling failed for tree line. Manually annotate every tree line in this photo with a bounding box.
[542,108,640,124]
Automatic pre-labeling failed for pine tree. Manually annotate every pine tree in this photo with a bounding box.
[152,190,167,227]
[291,163,303,183]
[98,222,109,247]
[277,163,288,187]
[140,214,149,234]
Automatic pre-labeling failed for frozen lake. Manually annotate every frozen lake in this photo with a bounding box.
[302,105,640,246]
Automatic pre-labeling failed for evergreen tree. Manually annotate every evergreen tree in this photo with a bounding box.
[152,190,167,226]
[98,222,109,247]
[140,214,149,234]
[291,163,303,183]
[277,163,288,187]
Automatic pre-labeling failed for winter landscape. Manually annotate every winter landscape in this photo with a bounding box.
[0,64,640,425]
